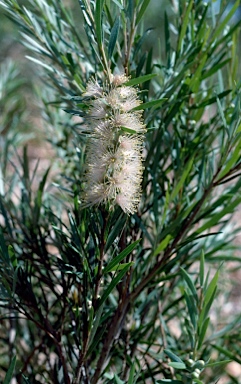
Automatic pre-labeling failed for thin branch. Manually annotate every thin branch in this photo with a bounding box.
[91,296,129,384]
[123,7,137,75]
[74,211,108,383]
[93,211,108,310]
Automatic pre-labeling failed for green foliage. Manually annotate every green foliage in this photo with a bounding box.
[3,356,16,384]
[0,60,30,182]
[0,0,241,383]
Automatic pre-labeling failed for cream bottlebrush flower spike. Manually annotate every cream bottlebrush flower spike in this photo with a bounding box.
[82,74,146,215]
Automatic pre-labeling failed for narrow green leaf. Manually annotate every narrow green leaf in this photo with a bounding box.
[98,264,131,307]
[22,375,32,384]
[112,0,124,9]
[124,73,157,86]
[104,240,140,274]
[134,215,154,246]
[127,0,134,20]
[3,356,16,384]
[73,74,85,91]
[104,211,127,251]
[0,198,12,237]
[193,90,231,109]
[212,345,241,365]
[211,0,239,42]
[95,0,105,45]
[199,288,217,326]
[192,380,203,384]
[63,109,85,116]
[189,54,207,93]
[0,228,9,263]
[132,98,167,111]
[206,360,232,368]
[217,136,241,181]
[21,33,50,56]
[108,262,134,271]
[88,304,104,350]
[164,349,184,363]
[136,0,151,25]
[153,234,172,257]
[199,250,205,288]
[127,364,135,384]
[8,246,17,268]
[121,126,137,134]
[208,314,241,340]
[103,240,141,274]
[87,325,106,357]
[177,0,194,53]
[184,291,197,330]
[197,317,210,349]
[197,196,241,234]
[23,146,29,185]
[216,95,228,130]
[168,362,186,370]
[196,4,209,40]
[170,156,194,201]
[88,305,94,333]
[180,268,198,303]
[202,59,231,80]
[25,56,54,72]
[33,167,50,225]
[211,19,241,54]
[108,16,120,59]
[204,269,219,307]
[114,374,125,384]
[164,11,171,64]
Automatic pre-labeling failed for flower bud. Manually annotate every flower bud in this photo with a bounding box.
[194,360,205,369]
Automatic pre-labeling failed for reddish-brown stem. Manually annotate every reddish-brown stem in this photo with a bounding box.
[123,12,137,75]
[91,297,130,384]
[16,302,71,384]
[74,212,108,383]
[93,211,108,309]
